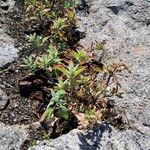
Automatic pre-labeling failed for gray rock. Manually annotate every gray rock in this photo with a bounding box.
[0,122,29,150]
[0,29,18,67]
[0,88,8,110]
[78,0,150,131]
[29,129,81,150]
[29,123,150,150]
[31,121,42,130]
[0,0,18,68]
[29,0,150,149]
[0,0,15,13]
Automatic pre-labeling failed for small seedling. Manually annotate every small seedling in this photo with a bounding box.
[72,50,91,64]
[27,33,43,46]
[22,56,36,74]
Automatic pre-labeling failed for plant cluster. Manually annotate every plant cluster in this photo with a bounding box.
[23,0,127,129]
[25,0,77,45]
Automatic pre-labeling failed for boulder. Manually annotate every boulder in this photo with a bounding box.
[0,123,29,150]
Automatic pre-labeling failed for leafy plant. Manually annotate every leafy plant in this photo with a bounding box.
[56,62,85,79]
[25,0,36,5]
[52,18,68,32]
[41,60,102,127]
[27,33,44,46]
[23,0,126,131]
[22,56,36,74]
[22,45,61,74]
[62,0,76,8]
[76,109,102,129]
[35,45,61,70]
[72,50,91,64]
[41,89,69,121]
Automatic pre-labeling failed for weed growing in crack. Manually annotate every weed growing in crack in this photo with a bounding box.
[22,0,129,132]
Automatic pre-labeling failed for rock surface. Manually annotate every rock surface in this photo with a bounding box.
[0,0,15,13]
[0,27,18,67]
[0,0,18,68]
[29,0,150,149]
[77,0,150,133]
[29,123,150,150]
[0,123,28,150]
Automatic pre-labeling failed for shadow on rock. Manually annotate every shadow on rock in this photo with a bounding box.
[78,123,111,150]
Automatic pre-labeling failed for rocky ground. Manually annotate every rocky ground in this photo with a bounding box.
[0,0,29,149]
[0,0,18,67]
[0,0,150,150]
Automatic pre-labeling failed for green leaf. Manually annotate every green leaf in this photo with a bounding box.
[74,67,85,77]
[47,89,66,108]
[55,65,69,77]
[59,105,69,120]
[85,109,96,119]
[41,107,54,121]
[72,50,90,64]
[57,89,66,95]
[56,78,68,90]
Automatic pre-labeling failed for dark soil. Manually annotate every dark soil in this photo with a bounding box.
[0,0,40,125]
[0,1,79,148]
[0,1,50,149]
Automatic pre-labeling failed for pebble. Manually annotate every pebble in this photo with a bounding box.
[0,88,8,110]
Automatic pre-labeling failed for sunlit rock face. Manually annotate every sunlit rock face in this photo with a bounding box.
[0,123,29,150]
[0,29,18,67]
[0,0,18,67]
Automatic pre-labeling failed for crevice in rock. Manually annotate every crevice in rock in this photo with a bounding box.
[76,0,90,15]
[125,1,134,7]
[0,5,9,11]
[107,1,134,15]
[107,6,120,15]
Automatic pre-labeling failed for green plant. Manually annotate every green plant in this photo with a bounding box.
[52,18,68,32]
[72,50,91,64]
[55,78,68,91]
[62,0,76,8]
[35,45,61,70]
[25,0,77,45]
[30,139,37,146]
[27,33,44,46]
[95,42,105,51]
[25,0,36,5]
[41,89,69,120]
[22,56,36,74]
[42,132,50,140]
[41,60,103,127]
[23,0,126,131]
[23,45,61,73]
[56,62,85,79]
